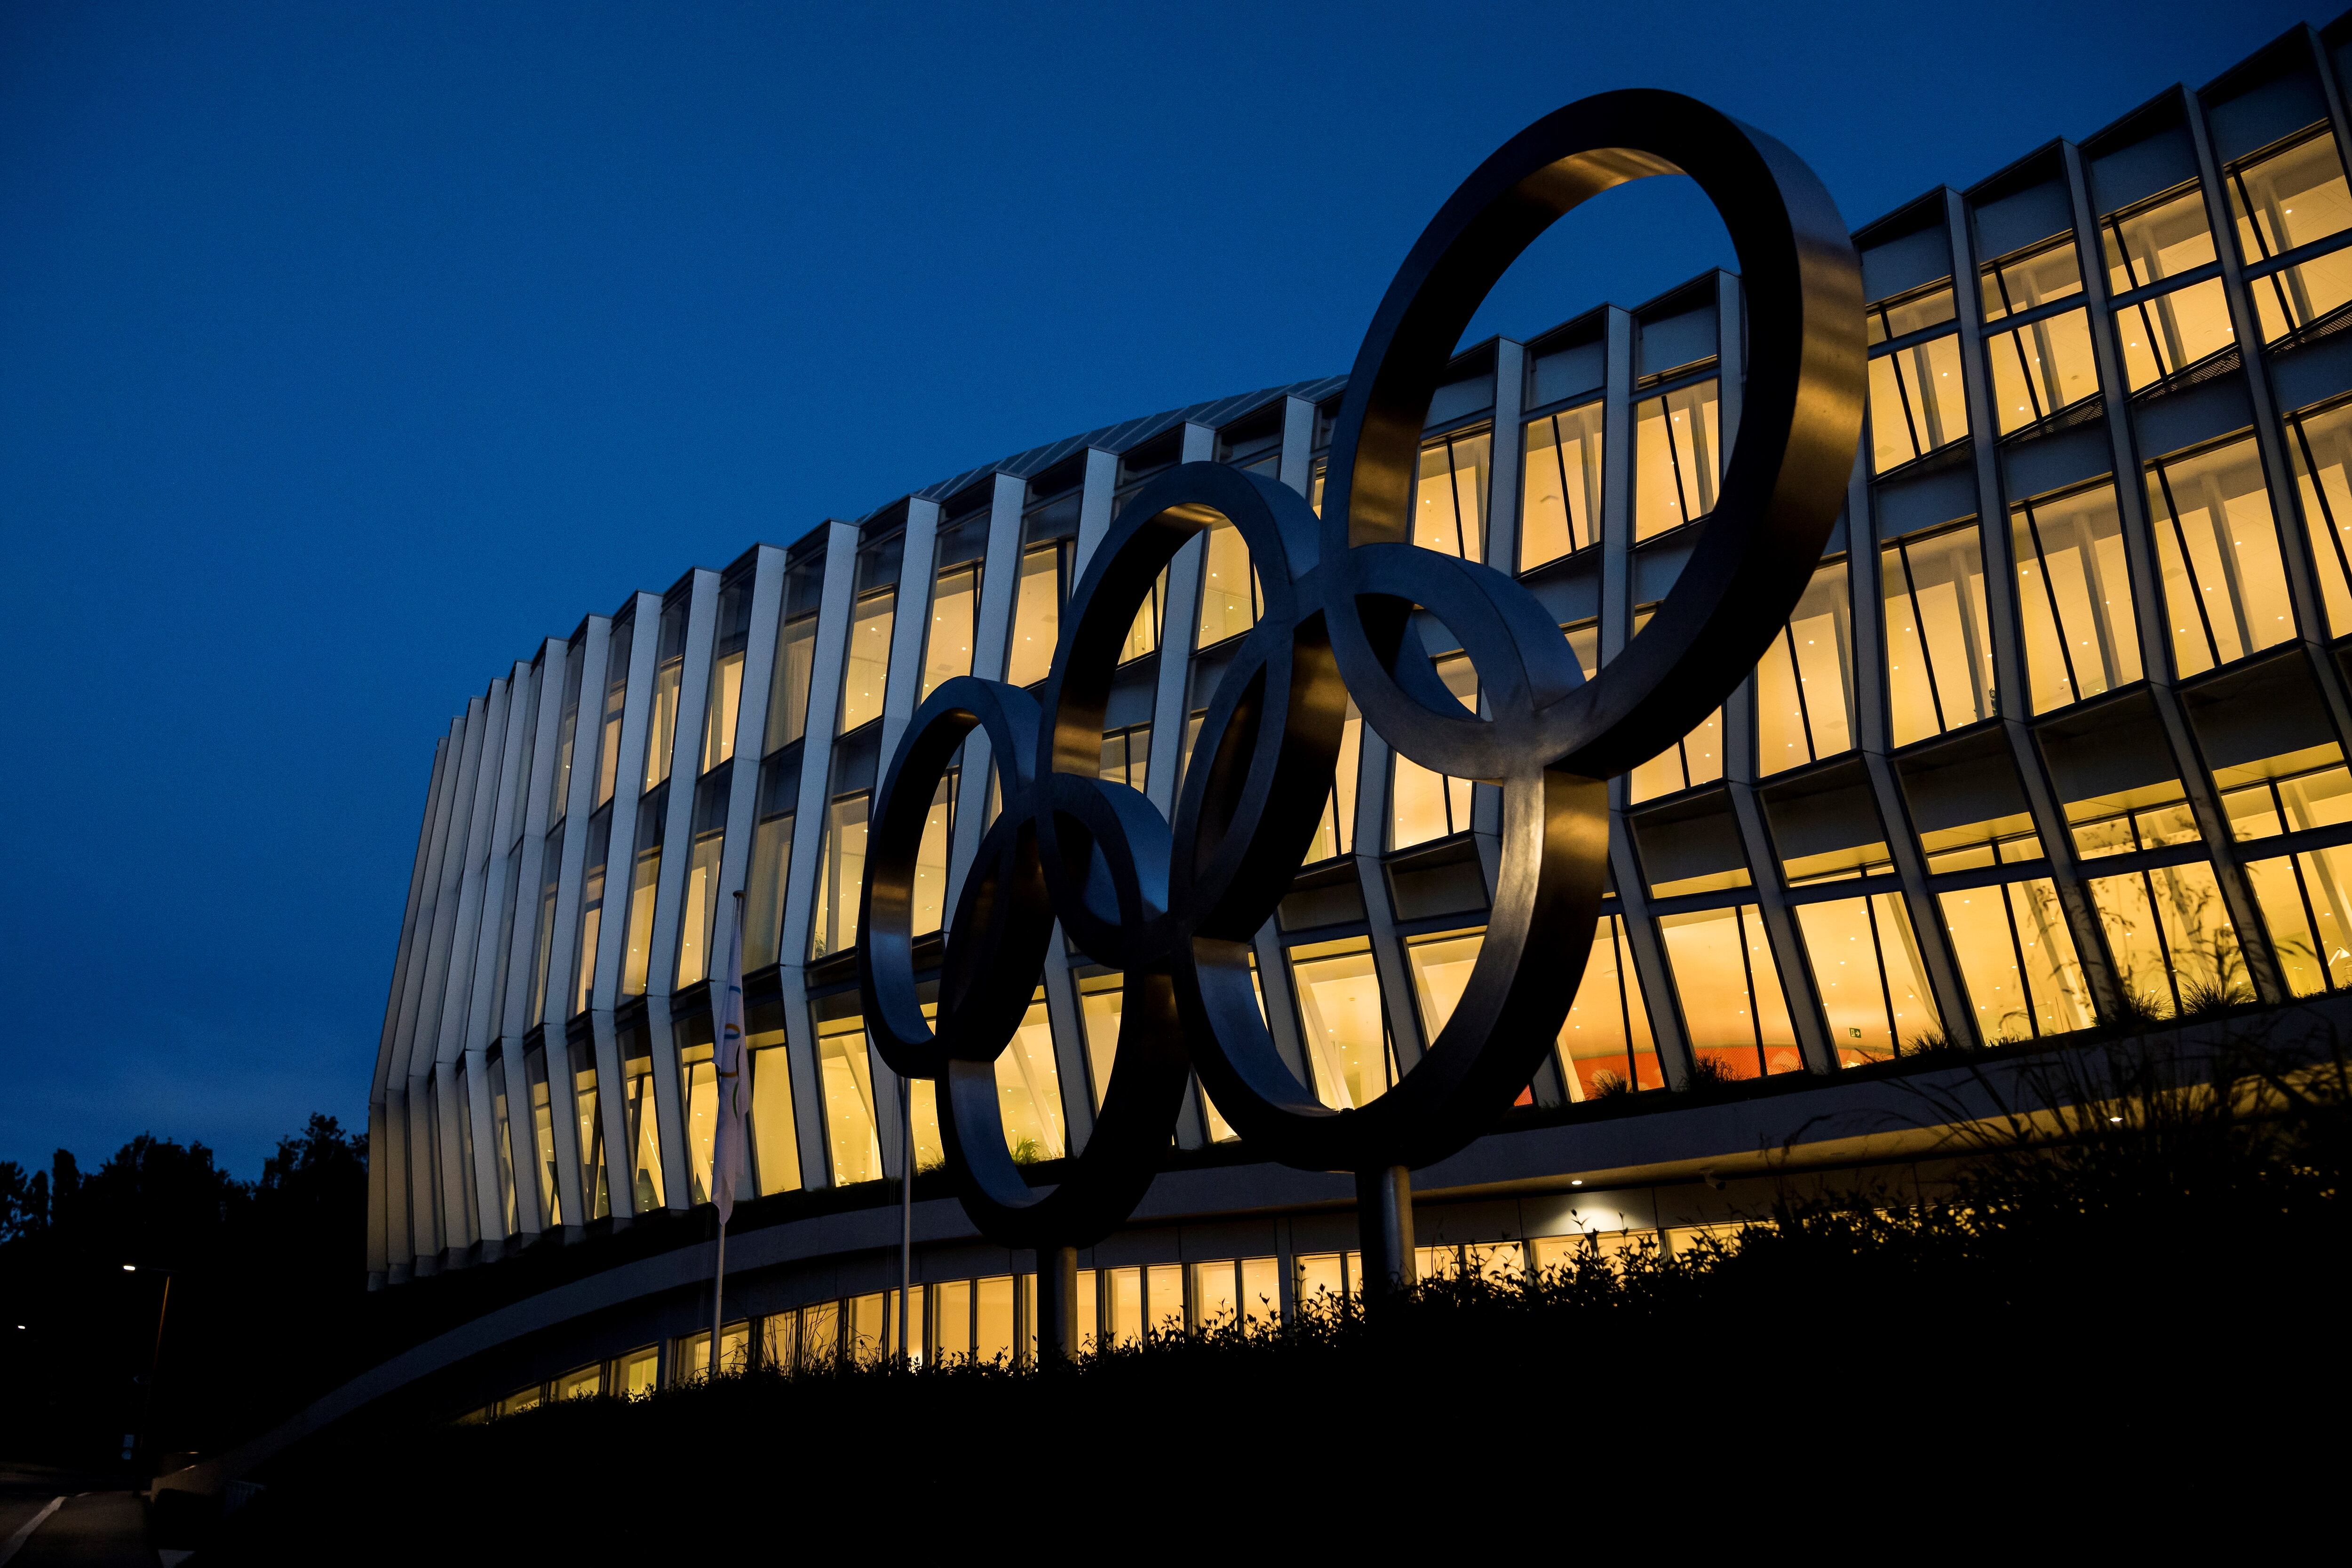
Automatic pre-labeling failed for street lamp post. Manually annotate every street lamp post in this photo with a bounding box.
[123,1264,176,1470]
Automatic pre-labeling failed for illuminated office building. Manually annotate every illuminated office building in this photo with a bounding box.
[368,18,2352,1410]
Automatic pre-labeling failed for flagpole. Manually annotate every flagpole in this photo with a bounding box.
[708,889,748,1383]
[898,1074,913,1365]
[711,1216,727,1378]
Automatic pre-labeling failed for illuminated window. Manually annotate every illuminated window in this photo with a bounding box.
[572,1041,610,1220]
[594,625,630,809]
[1414,429,1490,560]
[908,1077,942,1174]
[1867,320,1968,472]
[572,859,604,1016]
[921,562,979,701]
[681,1039,716,1205]
[1937,878,2092,1042]
[549,644,583,823]
[815,1014,882,1185]
[701,647,744,775]
[1556,913,1660,1097]
[1520,402,1603,567]
[555,1364,601,1402]
[676,1322,750,1384]
[1006,542,1069,689]
[1390,656,1478,847]
[1864,282,1957,344]
[976,1275,1017,1363]
[526,1047,560,1225]
[1099,724,1150,791]
[487,1053,516,1233]
[1309,459,1327,517]
[1792,893,1940,1063]
[1405,928,1482,1045]
[2116,279,2236,391]
[1563,619,1599,681]
[2145,436,2293,676]
[837,590,894,733]
[1920,810,2043,873]
[1883,522,1994,746]
[767,612,816,751]
[1625,607,1723,801]
[913,775,953,936]
[996,988,1065,1164]
[1755,560,1856,774]
[2101,185,2216,294]
[2089,862,2246,1017]
[674,827,723,987]
[1980,238,2083,323]
[1633,380,1719,540]
[2066,780,2200,860]
[2245,844,2352,995]
[528,848,560,1025]
[621,845,659,996]
[1076,972,1123,1109]
[620,1051,663,1212]
[810,795,868,960]
[748,1031,801,1196]
[1304,700,1364,863]
[2287,398,2352,634]
[742,810,791,970]
[1119,569,1169,664]
[644,655,682,792]
[1289,936,1392,1110]
[2011,482,2142,713]
[1658,904,1802,1079]
[1196,519,1262,647]
[1987,307,2099,435]
[930,1280,972,1363]
[2228,130,2352,260]
[2217,746,2352,840]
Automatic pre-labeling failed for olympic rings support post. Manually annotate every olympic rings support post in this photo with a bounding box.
[859,88,1864,1352]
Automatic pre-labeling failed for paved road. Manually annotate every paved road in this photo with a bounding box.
[0,1468,156,1568]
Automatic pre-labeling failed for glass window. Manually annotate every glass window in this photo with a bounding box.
[742,811,791,970]
[1658,904,1802,1079]
[1867,332,1969,473]
[921,562,979,702]
[702,649,744,775]
[748,1032,801,1196]
[529,846,561,1026]
[1414,429,1490,561]
[595,632,629,810]
[838,591,893,733]
[549,648,583,823]
[2011,483,2143,713]
[1883,523,1994,746]
[996,988,1066,1163]
[1980,240,2083,322]
[1289,936,1392,1110]
[1865,282,1957,345]
[572,860,604,1016]
[1632,380,1719,540]
[1987,308,2099,435]
[768,613,816,751]
[977,1276,1016,1363]
[1520,403,1603,567]
[1076,972,1123,1110]
[554,1364,601,1401]
[2102,186,2217,293]
[2245,843,2352,995]
[486,1054,516,1233]
[1937,878,2092,1042]
[2218,748,2352,840]
[526,1048,560,1226]
[2146,436,2293,676]
[2228,131,2352,263]
[1006,542,1067,689]
[800,1300,841,1368]
[1556,913,1659,1097]
[909,1077,943,1174]
[815,1015,882,1185]
[2249,252,2352,342]
[1099,725,1151,791]
[1921,810,2043,873]
[1628,708,1724,803]
[1756,559,1856,774]
[1303,700,1363,863]
[1192,1261,1239,1327]
[1309,460,1327,517]
[675,827,723,987]
[572,1043,609,1220]
[1405,928,1482,1044]
[1792,893,1940,1063]
[613,1346,657,1395]
[1390,657,1477,847]
[1563,619,1599,681]
[912,775,954,936]
[1119,569,1168,664]
[810,795,868,960]
[620,1052,662,1212]
[2116,279,2236,391]
[621,845,659,996]
[930,1279,972,1362]
[1196,520,1262,647]
[681,1041,716,1206]
[2288,399,2352,632]
[644,656,682,793]
[2089,862,2247,1015]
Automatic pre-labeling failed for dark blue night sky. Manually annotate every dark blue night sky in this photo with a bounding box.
[0,0,2305,1175]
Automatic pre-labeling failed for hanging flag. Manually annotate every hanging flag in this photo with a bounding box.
[710,891,751,1226]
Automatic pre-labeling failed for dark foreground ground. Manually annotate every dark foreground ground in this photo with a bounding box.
[173,1040,2352,1562]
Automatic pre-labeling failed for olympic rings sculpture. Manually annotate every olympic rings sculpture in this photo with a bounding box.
[858,89,1865,1253]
